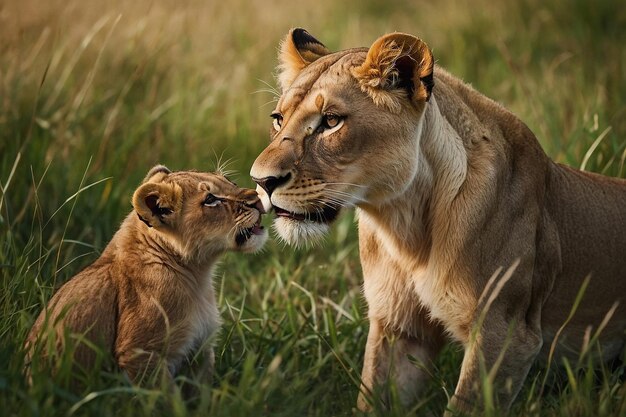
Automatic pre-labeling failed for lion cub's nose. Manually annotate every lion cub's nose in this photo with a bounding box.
[253,199,266,214]
[252,173,291,197]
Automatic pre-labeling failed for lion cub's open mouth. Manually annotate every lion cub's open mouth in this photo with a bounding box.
[235,217,265,246]
[274,205,340,224]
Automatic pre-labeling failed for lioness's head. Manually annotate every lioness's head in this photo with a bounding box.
[250,28,434,245]
[133,165,267,259]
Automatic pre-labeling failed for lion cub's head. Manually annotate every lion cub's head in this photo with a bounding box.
[250,28,434,246]
[133,165,267,259]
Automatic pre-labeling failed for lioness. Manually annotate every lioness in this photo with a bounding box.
[26,166,267,386]
[250,28,626,414]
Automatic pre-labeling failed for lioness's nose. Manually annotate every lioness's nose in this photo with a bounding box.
[252,173,291,197]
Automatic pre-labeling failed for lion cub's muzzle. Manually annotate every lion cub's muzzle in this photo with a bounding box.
[234,198,267,249]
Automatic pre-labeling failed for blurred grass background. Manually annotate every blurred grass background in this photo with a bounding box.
[0,0,624,416]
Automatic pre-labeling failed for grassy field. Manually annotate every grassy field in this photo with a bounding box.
[1,0,625,416]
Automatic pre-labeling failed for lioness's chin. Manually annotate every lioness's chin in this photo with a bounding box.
[273,217,330,247]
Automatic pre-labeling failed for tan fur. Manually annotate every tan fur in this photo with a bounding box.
[277,28,331,92]
[351,33,433,112]
[25,166,267,386]
[251,29,626,414]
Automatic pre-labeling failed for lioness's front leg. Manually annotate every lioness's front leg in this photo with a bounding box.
[358,314,445,411]
[358,226,445,410]
[446,312,543,416]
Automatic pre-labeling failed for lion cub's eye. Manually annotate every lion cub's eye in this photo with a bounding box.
[203,193,222,207]
[270,112,283,131]
[322,114,342,129]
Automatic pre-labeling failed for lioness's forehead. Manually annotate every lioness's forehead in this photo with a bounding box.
[280,50,367,108]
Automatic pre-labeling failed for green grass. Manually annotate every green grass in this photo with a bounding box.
[1,0,625,416]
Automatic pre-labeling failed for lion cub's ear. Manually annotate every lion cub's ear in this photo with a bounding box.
[142,164,171,183]
[277,28,330,91]
[351,33,434,113]
[132,181,182,229]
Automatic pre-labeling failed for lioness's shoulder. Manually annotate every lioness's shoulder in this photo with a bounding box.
[433,66,510,121]
[432,65,541,154]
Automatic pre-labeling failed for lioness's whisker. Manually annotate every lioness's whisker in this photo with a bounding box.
[323,182,366,189]
[255,78,281,98]
[322,190,366,205]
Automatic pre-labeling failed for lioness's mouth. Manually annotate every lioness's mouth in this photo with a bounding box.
[274,204,340,224]
[235,217,265,246]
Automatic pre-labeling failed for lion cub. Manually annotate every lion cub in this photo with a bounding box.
[25,165,267,385]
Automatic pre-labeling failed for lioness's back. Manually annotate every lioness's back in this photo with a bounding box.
[438,65,626,347]
[543,163,626,333]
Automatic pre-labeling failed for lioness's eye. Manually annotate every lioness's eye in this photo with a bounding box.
[270,112,283,131]
[321,113,343,129]
[203,194,222,207]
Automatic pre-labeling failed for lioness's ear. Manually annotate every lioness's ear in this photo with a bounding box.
[132,182,182,229]
[351,33,434,113]
[277,28,330,91]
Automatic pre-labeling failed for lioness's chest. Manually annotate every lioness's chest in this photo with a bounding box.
[360,224,473,343]
[412,271,473,343]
